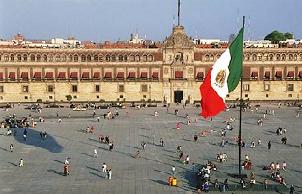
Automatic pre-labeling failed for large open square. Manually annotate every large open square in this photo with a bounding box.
[0,103,301,194]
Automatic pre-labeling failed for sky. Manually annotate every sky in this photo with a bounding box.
[0,0,301,42]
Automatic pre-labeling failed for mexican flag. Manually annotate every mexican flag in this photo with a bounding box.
[200,27,244,119]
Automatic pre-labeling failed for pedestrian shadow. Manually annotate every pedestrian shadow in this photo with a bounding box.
[81,152,94,158]
[151,179,168,186]
[47,169,65,176]
[53,159,64,164]
[86,165,100,172]
[89,171,103,178]
[271,140,300,148]
[0,146,8,151]
[8,162,17,166]
[88,138,100,144]
[163,149,175,154]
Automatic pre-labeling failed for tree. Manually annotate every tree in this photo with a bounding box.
[284,32,293,39]
[264,31,285,44]
[264,31,294,43]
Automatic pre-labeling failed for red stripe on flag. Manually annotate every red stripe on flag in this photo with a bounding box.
[200,68,225,119]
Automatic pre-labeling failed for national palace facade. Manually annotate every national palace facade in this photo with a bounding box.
[0,26,302,103]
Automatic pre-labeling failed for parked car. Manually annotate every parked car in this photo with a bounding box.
[44,103,64,108]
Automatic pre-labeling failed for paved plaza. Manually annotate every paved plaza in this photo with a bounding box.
[0,103,301,194]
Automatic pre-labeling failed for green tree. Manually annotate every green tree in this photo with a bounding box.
[284,32,293,39]
[264,31,294,43]
[264,31,285,44]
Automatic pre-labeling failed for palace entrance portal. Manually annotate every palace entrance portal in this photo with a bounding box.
[174,91,183,103]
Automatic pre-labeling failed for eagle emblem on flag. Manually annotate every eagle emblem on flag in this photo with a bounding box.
[215,69,226,88]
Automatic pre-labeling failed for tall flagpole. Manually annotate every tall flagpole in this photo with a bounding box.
[177,0,181,26]
[238,16,245,177]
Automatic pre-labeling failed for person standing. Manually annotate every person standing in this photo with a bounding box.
[268,141,271,150]
[10,144,14,152]
[282,161,287,171]
[94,148,98,158]
[102,163,107,173]
[290,185,295,194]
[23,129,27,141]
[97,116,100,122]
[107,169,112,180]
[171,166,176,175]
[160,138,164,147]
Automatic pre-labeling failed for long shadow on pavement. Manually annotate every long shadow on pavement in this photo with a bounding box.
[13,128,63,153]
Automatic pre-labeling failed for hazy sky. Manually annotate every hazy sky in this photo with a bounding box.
[0,0,301,41]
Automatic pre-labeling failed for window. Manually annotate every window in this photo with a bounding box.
[0,86,3,93]
[49,96,53,99]
[226,94,230,98]
[288,94,292,98]
[47,85,54,93]
[95,85,100,92]
[96,95,99,99]
[22,86,29,93]
[245,94,249,98]
[74,55,78,62]
[243,84,250,91]
[119,95,123,98]
[264,84,270,91]
[266,94,269,98]
[72,85,78,93]
[141,84,148,92]
[118,85,124,92]
[143,95,147,98]
[287,84,294,92]
[24,96,28,100]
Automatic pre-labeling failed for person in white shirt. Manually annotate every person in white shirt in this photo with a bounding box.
[94,148,98,158]
[102,163,107,173]
[276,163,280,171]
[282,161,287,171]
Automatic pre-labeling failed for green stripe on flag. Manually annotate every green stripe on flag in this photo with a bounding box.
[227,27,244,92]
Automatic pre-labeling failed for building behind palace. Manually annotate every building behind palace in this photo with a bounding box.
[0,26,302,104]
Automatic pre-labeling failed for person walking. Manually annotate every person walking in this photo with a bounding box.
[94,148,98,158]
[19,159,24,167]
[171,166,176,175]
[282,161,287,171]
[107,169,112,180]
[160,138,164,147]
[290,185,295,194]
[268,141,271,150]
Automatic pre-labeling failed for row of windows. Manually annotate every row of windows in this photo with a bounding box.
[0,53,155,63]
[0,84,150,93]
[200,53,302,62]
[242,83,295,92]
[249,70,302,80]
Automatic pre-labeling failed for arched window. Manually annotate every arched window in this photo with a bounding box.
[276,54,280,61]
[293,54,297,61]
[36,54,41,62]
[49,54,53,62]
[17,54,22,62]
[0,54,2,61]
[98,55,103,62]
[124,55,128,61]
[257,54,262,61]
[30,54,35,62]
[61,54,66,62]
[269,54,274,61]
[300,54,302,61]
[74,54,78,62]
[118,55,123,62]
[68,54,73,62]
[143,55,147,62]
[129,55,135,62]
[111,55,116,62]
[252,54,257,61]
[10,54,15,61]
[245,54,250,61]
[210,55,214,61]
[87,55,91,62]
[55,54,61,62]
[42,54,47,62]
[204,54,209,62]
[148,55,153,62]
[23,54,28,62]
[81,55,86,62]
[105,54,110,62]
[281,54,286,61]
[93,55,98,62]
[288,54,293,61]
[4,54,9,62]
[135,55,140,62]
